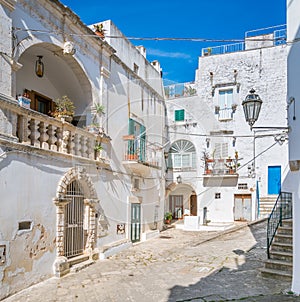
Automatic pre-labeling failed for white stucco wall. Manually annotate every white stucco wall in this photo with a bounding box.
[0,0,166,298]
[0,2,14,96]
[166,39,288,224]
[286,0,300,294]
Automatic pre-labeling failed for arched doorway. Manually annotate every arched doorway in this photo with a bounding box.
[64,180,85,258]
[166,183,197,219]
[53,167,99,276]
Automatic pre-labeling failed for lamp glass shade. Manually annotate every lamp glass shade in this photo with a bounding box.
[35,56,44,78]
[242,89,262,128]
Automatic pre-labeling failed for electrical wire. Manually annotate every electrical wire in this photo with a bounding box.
[11,26,293,44]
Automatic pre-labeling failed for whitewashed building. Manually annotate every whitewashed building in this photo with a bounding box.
[165,25,288,229]
[0,0,165,299]
[284,0,300,294]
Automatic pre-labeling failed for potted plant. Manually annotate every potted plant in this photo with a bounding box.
[215,105,220,114]
[94,143,103,160]
[51,95,75,122]
[88,103,105,134]
[232,103,238,113]
[164,212,172,224]
[93,23,105,39]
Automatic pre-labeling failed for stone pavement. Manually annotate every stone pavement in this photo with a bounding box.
[3,219,300,302]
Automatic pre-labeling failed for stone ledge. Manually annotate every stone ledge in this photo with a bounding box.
[99,240,132,260]
[141,230,160,241]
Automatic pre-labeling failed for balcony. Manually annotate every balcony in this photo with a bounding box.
[0,93,110,166]
[201,24,286,57]
[203,158,239,187]
[164,82,197,100]
[122,135,161,176]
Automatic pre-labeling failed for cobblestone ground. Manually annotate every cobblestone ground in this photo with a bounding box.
[3,220,300,302]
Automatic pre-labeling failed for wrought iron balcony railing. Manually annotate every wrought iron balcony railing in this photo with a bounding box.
[123,135,161,168]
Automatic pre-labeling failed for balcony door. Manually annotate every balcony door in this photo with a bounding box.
[30,90,55,115]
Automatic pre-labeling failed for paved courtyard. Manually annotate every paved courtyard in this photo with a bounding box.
[3,220,300,302]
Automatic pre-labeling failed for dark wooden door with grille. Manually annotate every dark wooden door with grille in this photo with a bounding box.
[64,181,85,258]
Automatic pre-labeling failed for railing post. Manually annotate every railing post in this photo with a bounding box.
[279,205,283,227]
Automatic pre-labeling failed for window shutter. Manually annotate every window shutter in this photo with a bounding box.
[175,109,185,121]
[128,118,134,134]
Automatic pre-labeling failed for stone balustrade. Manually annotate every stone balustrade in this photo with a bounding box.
[0,93,110,163]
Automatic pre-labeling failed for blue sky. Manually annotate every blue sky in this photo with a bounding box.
[60,0,286,85]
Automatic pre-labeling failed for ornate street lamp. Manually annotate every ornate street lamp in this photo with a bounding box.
[242,89,263,129]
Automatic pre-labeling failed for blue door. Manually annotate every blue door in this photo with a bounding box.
[268,166,281,195]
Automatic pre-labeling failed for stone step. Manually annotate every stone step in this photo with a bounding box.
[70,259,95,273]
[282,219,293,227]
[271,242,293,253]
[277,226,292,235]
[274,234,293,244]
[264,259,293,272]
[269,250,293,262]
[261,267,292,281]
[68,255,90,266]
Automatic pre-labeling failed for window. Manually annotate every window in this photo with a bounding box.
[219,89,233,109]
[215,193,221,199]
[218,89,233,120]
[168,140,196,170]
[128,118,146,162]
[175,109,185,121]
[30,90,55,115]
[214,142,228,159]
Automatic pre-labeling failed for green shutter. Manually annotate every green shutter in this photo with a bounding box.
[128,118,135,134]
[140,125,146,162]
[175,109,185,121]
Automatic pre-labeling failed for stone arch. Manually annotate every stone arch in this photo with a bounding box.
[16,42,93,112]
[53,167,99,277]
[56,166,97,200]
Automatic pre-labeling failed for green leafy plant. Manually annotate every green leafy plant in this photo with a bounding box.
[91,103,105,125]
[51,95,75,118]
[164,212,172,221]
[94,143,103,152]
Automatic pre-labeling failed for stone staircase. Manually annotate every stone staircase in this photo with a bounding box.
[259,196,277,218]
[261,219,293,280]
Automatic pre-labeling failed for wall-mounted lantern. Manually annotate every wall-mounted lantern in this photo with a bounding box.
[35,55,44,78]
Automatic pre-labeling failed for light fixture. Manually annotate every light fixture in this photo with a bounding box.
[242,89,263,129]
[177,175,182,184]
[232,137,236,147]
[35,55,44,78]
[206,138,210,148]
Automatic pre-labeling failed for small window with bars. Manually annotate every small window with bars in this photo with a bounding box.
[238,183,248,190]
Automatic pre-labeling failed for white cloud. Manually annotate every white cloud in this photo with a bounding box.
[147,48,191,59]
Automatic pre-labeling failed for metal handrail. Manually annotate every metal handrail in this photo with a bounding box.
[267,191,292,258]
